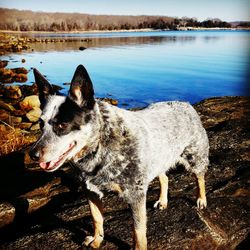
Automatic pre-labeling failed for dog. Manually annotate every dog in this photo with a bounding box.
[29,65,209,249]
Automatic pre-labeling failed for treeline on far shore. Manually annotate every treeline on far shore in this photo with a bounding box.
[1,8,248,32]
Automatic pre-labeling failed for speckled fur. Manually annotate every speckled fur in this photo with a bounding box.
[31,65,209,249]
[74,100,209,204]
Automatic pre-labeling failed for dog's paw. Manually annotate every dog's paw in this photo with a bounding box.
[197,197,207,210]
[83,235,103,249]
[154,199,168,210]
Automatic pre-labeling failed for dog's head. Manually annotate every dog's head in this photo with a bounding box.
[29,65,99,172]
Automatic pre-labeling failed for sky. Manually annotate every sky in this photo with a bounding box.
[0,0,249,21]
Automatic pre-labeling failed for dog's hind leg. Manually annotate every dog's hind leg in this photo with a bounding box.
[196,174,207,209]
[180,145,208,210]
[130,195,147,250]
[154,173,168,210]
[83,197,104,248]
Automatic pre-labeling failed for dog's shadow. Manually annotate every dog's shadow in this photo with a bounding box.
[0,151,54,200]
[0,151,130,249]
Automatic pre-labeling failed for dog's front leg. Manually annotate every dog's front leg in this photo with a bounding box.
[131,195,147,250]
[84,196,104,248]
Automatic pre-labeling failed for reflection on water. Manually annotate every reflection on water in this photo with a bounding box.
[3,31,250,108]
[25,35,199,52]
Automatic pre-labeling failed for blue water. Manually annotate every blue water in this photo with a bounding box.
[3,30,250,108]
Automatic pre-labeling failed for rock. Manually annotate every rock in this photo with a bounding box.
[30,123,40,131]
[194,96,249,129]
[19,122,32,130]
[9,116,22,125]
[99,97,118,106]
[11,67,28,74]
[13,73,28,83]
[21,59,26,63]
[4,86,22,99]
[0,178,69,227]
[79,46,86,51]
[0,60,8,68]
[20,83,38,96]
[0,111,22,125]
[0,203,15,228]
[11,109,26,117]
[0,101,15,111]
[30,123,40,130]
[0,109,9,121]
[26,107,42,122]
[19,95,40,111]
[0,67,28,84]
[0,68,15,83]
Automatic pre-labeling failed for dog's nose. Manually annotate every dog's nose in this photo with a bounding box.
[29,149,40,161]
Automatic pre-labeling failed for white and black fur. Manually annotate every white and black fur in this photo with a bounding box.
[30,65,209,249]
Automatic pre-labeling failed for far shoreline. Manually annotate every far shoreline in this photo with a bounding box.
[1,27,250,35]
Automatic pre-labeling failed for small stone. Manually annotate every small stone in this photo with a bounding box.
[13,73,28,83]
[111,99,118,106]
[0,101,15,111]
[11,109,26,116]
[19,95,40,111]
[21,59,26,63]
[0,68,15,83]
[79,46,86,51]
[30,123,40,130]
[0,60,8,68]
[11,67,28,74]
[0,109,9,121]
[26,107,42,122]
[4,86,22,99]
[19,122,32,130]
[9,116,22,125]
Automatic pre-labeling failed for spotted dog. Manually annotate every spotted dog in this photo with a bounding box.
[30,65,209,250]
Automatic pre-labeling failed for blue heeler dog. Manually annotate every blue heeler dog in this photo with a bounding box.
[30,65,209,250]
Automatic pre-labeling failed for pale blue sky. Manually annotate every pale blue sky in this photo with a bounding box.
[0,0,249,21]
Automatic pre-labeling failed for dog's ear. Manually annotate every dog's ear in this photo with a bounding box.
[68,65,95,109]
[33,68,54,109]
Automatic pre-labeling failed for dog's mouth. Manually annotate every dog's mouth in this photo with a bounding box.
[39,142,76,172]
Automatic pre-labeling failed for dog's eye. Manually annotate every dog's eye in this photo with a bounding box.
[57,123,68,130]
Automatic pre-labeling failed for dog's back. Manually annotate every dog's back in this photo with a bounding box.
[108,101,209,183]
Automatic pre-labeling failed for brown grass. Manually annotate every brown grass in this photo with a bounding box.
[0,121,38,156]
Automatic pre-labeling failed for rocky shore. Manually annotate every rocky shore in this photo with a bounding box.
[0,33,92,55]
[0,94,249,249]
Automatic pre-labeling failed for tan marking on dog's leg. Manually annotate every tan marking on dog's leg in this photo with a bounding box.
[154,173,168,210]
[131,197,147,250]
[196,174,207,209]
[83,198,104,249]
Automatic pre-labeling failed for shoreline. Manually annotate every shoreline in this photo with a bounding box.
[1,27,250,34]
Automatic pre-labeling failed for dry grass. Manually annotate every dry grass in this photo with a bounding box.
[0,121,38,156]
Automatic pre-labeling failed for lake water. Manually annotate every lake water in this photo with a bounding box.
[3,30,250,108]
